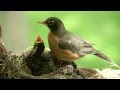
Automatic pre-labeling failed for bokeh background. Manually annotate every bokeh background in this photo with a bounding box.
[0,11,120,70]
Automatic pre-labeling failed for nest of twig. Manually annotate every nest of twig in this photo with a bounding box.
[0,45,104,79]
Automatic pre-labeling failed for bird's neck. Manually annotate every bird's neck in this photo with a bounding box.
[51,25,67,37]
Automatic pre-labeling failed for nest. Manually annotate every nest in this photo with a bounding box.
[0,46,105,79]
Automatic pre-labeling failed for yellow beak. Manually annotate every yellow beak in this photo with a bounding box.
[37,21,46,25]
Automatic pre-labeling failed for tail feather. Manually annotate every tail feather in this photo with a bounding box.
[94,50,120,69]
[94,50,113,62]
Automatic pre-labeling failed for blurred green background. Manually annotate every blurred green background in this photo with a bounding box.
[0,11,120,70]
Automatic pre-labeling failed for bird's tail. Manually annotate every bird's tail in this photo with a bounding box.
[94,50,112,62]
[94,50,120,69]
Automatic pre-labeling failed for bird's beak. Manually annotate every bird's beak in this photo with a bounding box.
[35,35,43,43]
[37,21,47,25]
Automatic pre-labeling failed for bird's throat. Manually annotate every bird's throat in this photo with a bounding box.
[51,30,67,37]
[51,29,67,38]
[49,24,67,37]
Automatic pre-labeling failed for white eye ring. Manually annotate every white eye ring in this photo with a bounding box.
[51,20,54,23]
[49,20,54,25]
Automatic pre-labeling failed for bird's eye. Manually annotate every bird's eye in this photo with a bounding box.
[48,20,54,25]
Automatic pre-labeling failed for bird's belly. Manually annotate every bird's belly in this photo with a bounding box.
[48,32,82,62]
[53,49,81,61]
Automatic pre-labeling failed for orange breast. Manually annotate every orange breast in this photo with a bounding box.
[48,32,82,62]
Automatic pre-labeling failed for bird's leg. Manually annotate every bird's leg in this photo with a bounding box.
[71,62,77,69]
[70,62,80,74]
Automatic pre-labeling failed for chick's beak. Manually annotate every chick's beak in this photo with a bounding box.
[37,21,46,25]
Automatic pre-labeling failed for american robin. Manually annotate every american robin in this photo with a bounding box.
[26,35,56,75]
[26,35,45,75]
[37,17,112,62]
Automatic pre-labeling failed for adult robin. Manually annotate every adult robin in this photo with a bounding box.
[37,17,113,63]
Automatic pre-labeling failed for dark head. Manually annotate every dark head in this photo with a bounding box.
[37,17,66,35]
[34,35,45,56]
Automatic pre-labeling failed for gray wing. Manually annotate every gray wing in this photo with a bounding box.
[58,33,96,56]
